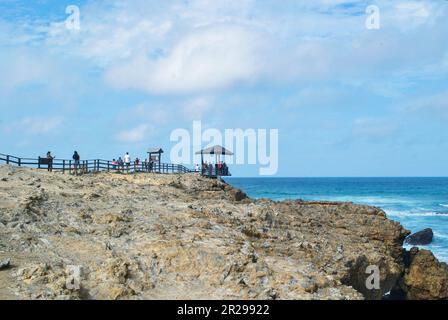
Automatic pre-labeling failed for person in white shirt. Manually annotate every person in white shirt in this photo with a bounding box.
[195,164,199,172]
[124,152,131,172]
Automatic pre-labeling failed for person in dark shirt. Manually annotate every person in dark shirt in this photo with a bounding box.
[72,151,80,175]
[46,151,54,172]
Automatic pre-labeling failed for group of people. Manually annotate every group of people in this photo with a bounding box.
[43,151,229,175]
[44,151,80,174]
[201,161,229,176]
[111,152,155,173]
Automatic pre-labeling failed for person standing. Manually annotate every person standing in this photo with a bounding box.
[46,151,54,172]
[124,152,131,173]
[195,164,199,173]
[117,157,124,172]
[208,162,213,176]
[72,151,80,175]
[111,159,118,170]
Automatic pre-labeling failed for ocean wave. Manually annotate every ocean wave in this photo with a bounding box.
[386,210,448,217]
[440,204,448,208]
[434,232,448,240]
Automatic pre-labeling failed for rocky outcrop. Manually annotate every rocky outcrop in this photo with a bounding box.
[405,228,433,245]
[0,165,445,300]
[391,248,448,300]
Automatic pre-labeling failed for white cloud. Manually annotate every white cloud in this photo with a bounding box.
[407,90,448,116]
[0,52,49,90]
[115,124,152,143]
[392,2,432,30]
[2,0,448,97]
[4,116,64,134]
[105,25,265,94]
[181,96,213,119]
[353,118,397,140]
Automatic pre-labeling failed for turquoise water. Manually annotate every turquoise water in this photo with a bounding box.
[225,177,448,262]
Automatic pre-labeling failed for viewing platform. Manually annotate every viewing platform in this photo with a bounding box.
[196,145,232,179]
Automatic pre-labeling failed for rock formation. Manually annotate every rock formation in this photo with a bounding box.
[405,228,433,245]
[391,247,448,299]
[0,165,447,300]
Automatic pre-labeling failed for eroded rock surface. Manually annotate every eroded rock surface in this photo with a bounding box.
[392,248,448,300]
[0,165,445,300]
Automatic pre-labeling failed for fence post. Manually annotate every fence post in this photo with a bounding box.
[63,160,65,173]
[107,161,110,172]
[6,155,9,165]
[38,157,41,169]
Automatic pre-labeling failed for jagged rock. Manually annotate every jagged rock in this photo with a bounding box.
[405,228,433,245]
[229,188,247,201]
[401,248,448,300]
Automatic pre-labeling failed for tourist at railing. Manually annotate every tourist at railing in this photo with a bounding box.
[46,151,54,172]
[208,162,213,176]
[223,162,229,176]
[134,158,140,172]
[72,151,80,175]
[111,159,118,171]
[117,157,124,172]
[124,152,131,172]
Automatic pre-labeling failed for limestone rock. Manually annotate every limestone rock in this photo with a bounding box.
[0,165,444,300]
[402,248,448,300]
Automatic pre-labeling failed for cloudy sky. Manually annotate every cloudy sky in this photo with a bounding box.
[0,0,447,176]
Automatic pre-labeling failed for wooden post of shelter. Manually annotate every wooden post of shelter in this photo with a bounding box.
[147,148,163,174]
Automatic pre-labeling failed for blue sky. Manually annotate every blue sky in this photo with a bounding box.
[0,0,447,177]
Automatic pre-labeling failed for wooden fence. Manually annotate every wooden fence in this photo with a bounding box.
[0,153,191,175]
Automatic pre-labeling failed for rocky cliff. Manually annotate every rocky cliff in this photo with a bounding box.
[0,165,446,300]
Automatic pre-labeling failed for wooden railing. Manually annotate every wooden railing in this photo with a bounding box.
[0,153,191,175]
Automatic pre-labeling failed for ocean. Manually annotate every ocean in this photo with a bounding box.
[224,177,448,263]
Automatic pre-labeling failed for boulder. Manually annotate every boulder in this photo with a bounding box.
[400,248,448,300]
[405,228,433,245]
[224,186,247,201]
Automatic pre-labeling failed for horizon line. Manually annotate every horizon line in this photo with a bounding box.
[226,176,448,179]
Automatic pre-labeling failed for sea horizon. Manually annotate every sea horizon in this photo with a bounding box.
[227,176,448,179]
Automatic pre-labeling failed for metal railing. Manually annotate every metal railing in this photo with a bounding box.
[0,153,191,175]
